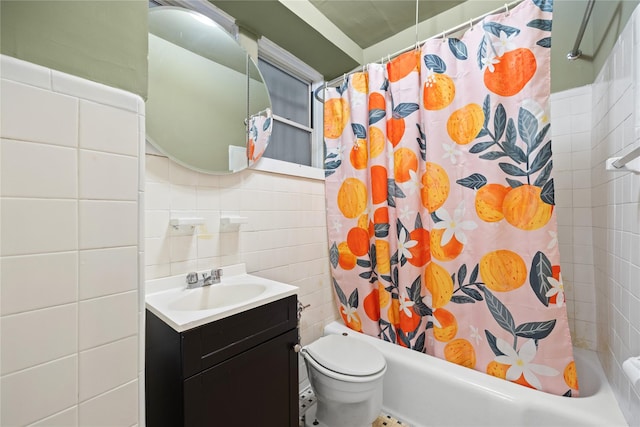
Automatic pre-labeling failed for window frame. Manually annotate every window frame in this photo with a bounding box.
[258,37,325,170]
[257,57,314,166]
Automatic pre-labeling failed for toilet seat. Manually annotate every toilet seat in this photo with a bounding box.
[303,334,386,380]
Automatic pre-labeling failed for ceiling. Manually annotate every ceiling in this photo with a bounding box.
[308,0,465,48]
[209,0,466,80]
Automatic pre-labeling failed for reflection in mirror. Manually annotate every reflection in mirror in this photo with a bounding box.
[247,59,272,167]
[146,7,272,174]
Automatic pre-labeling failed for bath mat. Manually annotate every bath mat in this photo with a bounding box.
[373,414,410,427]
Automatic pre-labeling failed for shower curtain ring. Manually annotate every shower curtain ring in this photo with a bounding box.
[504,3,509,15]
[469,19,474,31]
[441,31,446,42]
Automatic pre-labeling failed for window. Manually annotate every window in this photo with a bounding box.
[258,38,324,169]
[257,59,313,165]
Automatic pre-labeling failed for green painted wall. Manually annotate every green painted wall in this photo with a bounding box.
[0,0,637,99]
[590,0,640,75]
[551,0,638,93]
[1,0,148,99]
[364,0,639,94]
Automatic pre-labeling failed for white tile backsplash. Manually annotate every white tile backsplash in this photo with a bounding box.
[169,160,200,186]
[0,55,143,425]
[170,184,198,210]
[145,152,170,183]
[145,181,171,210]
[144,153,337,352]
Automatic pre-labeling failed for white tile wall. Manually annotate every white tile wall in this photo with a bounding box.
[550,84,596,349]
[589,7,640,426]
[78,380,139,427]
[1,140,77,198]
[0,55,144,426]
[79,247,138,300]
[1,304,77,375]
[144,151,339,387]
[0,80,78,146]
[1,355,78,426]
[79,150,139,200]
[28,407,78,427]
[78,336,138,401]
[1,199,78,256]
[78,291,139,350]
[79,200,138,249]
[549,13,640,426]
[1,252,78,315]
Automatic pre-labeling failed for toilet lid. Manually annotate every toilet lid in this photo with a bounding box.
[304,334,386,376]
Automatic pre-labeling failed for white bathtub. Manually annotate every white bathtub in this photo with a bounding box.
[324,321,628,427]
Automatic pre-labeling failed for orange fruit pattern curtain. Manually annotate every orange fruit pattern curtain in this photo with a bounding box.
[323,0,579,396]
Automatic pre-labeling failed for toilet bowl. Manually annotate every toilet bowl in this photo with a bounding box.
[301,333,387,427]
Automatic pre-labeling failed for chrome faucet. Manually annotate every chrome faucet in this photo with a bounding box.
[186,268,223,289]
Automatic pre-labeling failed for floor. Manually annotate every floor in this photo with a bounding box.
[299,387,409,427]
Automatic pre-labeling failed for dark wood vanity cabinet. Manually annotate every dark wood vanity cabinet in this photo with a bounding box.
[145,295,299,427]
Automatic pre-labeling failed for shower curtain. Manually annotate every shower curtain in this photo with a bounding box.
[324,0,579,396]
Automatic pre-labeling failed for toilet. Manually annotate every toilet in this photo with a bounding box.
[301,333,387,427]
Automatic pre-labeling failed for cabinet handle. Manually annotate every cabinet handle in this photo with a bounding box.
[292,344,302,353]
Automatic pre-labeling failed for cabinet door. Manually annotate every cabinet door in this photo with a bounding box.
[184,328,298,427]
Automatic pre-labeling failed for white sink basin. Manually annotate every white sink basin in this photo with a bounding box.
[145,263,298,331]
[168,283,267,311]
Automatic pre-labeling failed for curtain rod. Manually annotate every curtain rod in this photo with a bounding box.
[324,0,525,88]
[567,0,595,60]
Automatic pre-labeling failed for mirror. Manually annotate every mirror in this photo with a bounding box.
[146,7,272,174]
